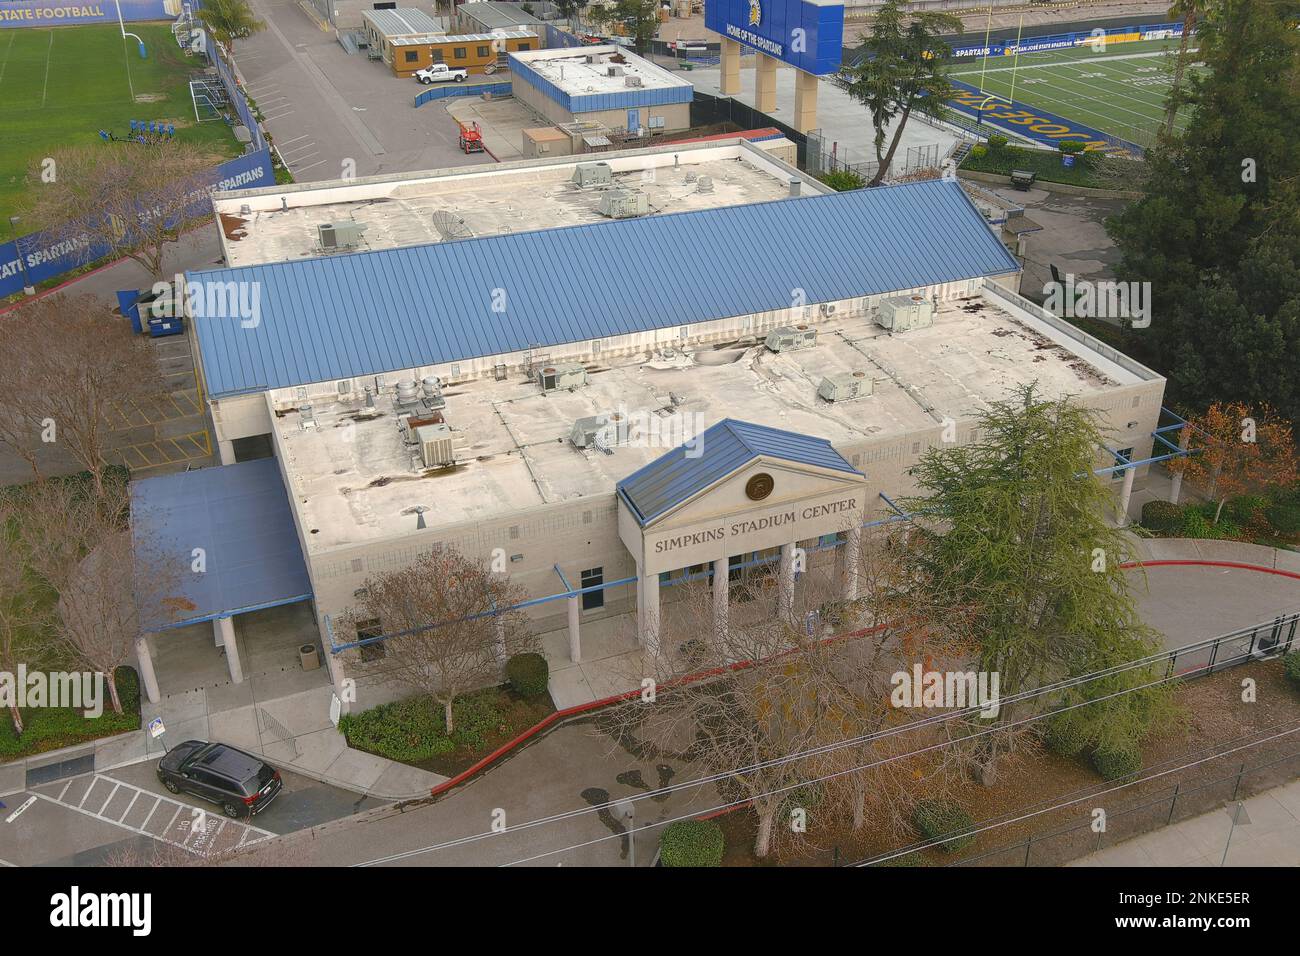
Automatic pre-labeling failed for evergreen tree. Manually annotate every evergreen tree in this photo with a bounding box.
[1107,0,1300,423]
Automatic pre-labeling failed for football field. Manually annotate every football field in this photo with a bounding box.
[0,23,242,212]
[950,37,1202,149]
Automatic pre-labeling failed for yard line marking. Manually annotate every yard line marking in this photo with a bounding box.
[97,782,122,816]
[0,30,17,89]
[41,31,53,107]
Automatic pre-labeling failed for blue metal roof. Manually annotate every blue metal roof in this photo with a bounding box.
[617,419,862,527]
[189,179,1020,398]
[130,459,313,631]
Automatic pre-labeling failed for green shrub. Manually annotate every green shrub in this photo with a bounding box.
[1226,495,1269,525]
[506,652,549,697]
[659,819,725,867]
[1284,651,1300,690]
[986,133,1008,149]
[1140,500,1183,535]
[820,169,865,191]
[912,799,975,853]
[337,689,505,762]
[969,144,988,159]
[1180,508,1218,539]
[1044,716,1090,757]
[1265,502,1300,535]
[1091,746,1142,780]
[1057,139,1086,155]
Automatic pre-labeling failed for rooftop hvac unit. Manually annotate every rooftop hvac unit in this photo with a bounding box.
[317,221,366,251]
[877,294,934,332]
[625,75,643,88]
[817,371,873,403]
[597,188,648,219]
[414,423,455,468]
[606,65,624,76]
[764,325,818,353]
[570,412,630,449]
[572,162,613,188]
[696,175,713,193]
[536,362,588,392]
[421,376,445,410]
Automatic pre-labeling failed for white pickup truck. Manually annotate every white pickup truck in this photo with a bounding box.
[415,64,468,84]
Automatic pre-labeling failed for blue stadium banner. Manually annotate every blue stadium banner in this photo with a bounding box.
[0,149,273,299]
[704,0,844,76]
[0,0,181,27]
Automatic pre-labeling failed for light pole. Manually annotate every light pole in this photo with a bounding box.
[8,216,35,296]
[114,0,148,58]
[614,799,636,868]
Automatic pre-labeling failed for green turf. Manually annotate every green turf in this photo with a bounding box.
[950,37,1203,149]
[0,23,243,213]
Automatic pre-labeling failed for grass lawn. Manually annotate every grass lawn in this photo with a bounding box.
[950,37,1201,149]
[0,23,243,212]
[0,665,142,761]
[339,684,556,778]
[961,141,1146,191]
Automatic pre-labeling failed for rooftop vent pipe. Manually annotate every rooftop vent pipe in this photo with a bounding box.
[789,179,801,198]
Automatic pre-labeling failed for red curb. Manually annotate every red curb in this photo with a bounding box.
[427,623,889,799]
[426,558,1300,799]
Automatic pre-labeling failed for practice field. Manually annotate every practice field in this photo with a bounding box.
[0,23,243,212]
[950,37,1202,149]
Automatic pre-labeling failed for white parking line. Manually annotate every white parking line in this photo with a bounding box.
[292,159,328,175]
[32,775,274,857]
[277,134,311,147]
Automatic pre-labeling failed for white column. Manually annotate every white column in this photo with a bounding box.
[567,593,582,664]
[842,525,862,603]
[1118,467,1136,526]
[641,570,661,660]
[215,615,243,684]
[135,633,160,704]
[777,543,797,621]
[217,440,236,465]
[712,557,729,638]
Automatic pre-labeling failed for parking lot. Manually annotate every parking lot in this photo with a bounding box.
[236,0,498,181]
[1,757,382,866]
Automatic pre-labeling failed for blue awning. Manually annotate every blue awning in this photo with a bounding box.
[131,458,313,631]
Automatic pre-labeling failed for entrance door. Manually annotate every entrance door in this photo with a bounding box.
[580,567,604,611]
[627,108,640,133]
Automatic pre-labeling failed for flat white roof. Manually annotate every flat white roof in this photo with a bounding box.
[273,292,1136,553]
[211,140,822,268]
[512,44,694,96]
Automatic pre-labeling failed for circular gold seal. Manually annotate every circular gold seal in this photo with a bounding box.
[745,473,774,501]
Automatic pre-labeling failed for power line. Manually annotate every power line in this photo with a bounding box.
[354,634,1286,867]
[855,720,1300,866]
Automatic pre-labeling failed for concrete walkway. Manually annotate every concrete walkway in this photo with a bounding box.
[1073,778,1300,867]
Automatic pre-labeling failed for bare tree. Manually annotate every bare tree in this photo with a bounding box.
[23,142,219,281]
[54,527,141,714]
[2,295,168,494]
[0,491,54,736]
[341,547,536,733]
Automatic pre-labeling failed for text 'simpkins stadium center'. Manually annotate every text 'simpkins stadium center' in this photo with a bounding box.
[128,139,1170,712]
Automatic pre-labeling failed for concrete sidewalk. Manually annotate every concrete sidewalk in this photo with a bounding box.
[1073,778,1300,867]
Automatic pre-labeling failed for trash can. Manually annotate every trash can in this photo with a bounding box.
[299,643,320,670]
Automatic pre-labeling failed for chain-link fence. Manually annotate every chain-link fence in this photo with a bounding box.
[806,131,946,183]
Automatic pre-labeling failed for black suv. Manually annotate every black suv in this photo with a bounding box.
[157,741,282,818]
